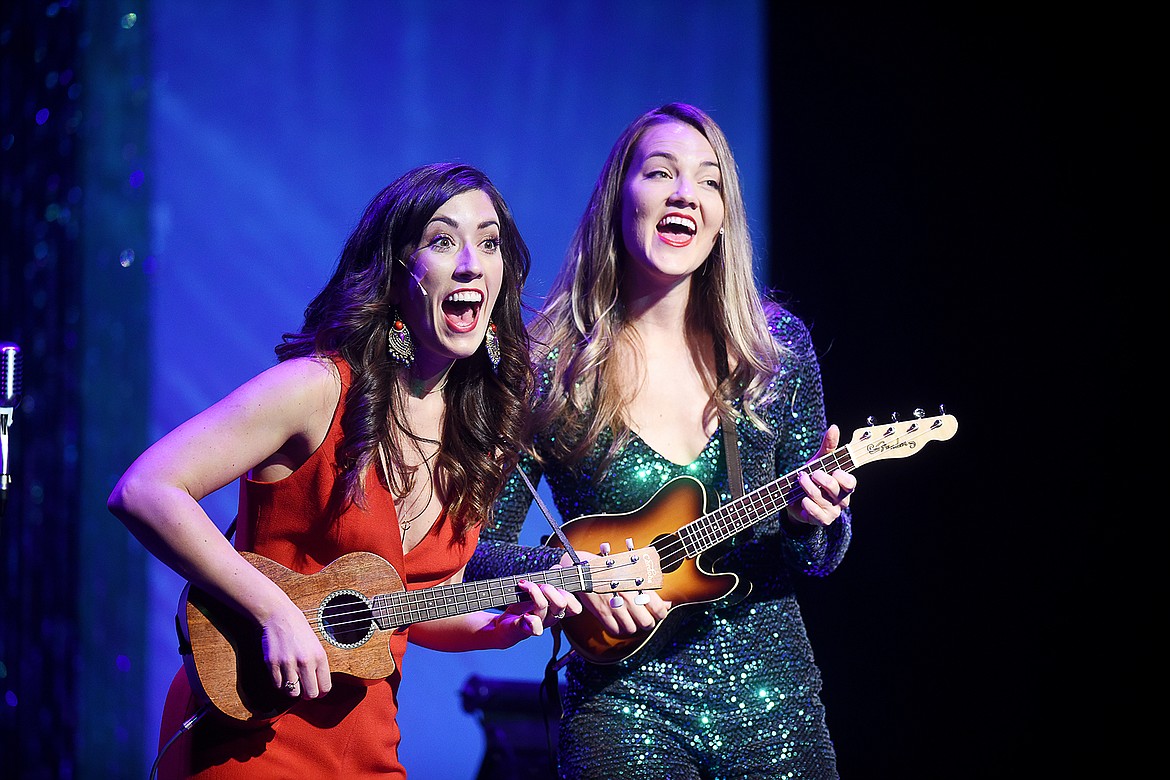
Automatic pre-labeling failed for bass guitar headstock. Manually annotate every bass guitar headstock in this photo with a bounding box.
[585,541,662,609]
[845,405,958,468]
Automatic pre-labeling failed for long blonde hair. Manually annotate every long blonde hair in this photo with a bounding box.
[531,103,785,472]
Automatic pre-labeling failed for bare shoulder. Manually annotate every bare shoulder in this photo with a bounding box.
[222,356,342,430]
[232,357,344,478]
[119,356,346,496]
[249,356,337,396]
[261,355,340,394]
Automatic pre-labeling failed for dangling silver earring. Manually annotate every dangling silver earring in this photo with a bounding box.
[387,309,415,366]
[719,227,725,236]
[484,320,501,369]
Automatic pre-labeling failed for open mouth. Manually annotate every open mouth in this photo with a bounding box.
[442,290,484,332]
[657,214,697,247]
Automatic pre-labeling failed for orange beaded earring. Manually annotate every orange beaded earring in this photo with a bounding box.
[387,310,415,366]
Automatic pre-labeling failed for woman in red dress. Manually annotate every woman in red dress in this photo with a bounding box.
[108,163,581,778]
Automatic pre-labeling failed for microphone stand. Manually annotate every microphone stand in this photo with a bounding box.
[0,341,19,523]
[0,407,12,521]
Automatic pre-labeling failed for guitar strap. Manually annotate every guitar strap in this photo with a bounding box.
[715,338,745,499]
[513,461,578,739]
[517,463,582,566]
[529,339,746,732]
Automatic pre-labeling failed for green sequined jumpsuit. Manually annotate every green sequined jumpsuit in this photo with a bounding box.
[466,306,850,780]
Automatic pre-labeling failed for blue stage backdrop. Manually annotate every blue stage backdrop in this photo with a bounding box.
[138,2,765,777]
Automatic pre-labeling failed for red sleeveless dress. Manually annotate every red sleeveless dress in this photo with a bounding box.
[156,358,478,778]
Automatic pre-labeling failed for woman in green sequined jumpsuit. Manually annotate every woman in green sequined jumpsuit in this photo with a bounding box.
[466,104,855,780]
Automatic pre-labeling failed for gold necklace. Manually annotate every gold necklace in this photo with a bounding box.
[407,377,447,399]
[397,450,438,535]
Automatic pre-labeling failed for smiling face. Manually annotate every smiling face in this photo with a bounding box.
[395,188,504,374]
[619,119,725,294]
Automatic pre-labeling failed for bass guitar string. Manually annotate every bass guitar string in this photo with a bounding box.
[641,445,853,572]
[643,417,945,571]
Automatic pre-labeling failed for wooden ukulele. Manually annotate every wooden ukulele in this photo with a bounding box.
[180,545,662,724]
[547,409,958,664]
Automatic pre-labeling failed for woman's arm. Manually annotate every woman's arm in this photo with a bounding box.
[465,456,565,580]
[107,356,341,698]
[406,565,583,651]
[768,311,854,576]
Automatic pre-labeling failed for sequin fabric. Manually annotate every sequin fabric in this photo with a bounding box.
[466,306,851,780]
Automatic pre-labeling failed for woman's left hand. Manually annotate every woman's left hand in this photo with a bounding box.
[495,579,583,643]
[785,424,857,529]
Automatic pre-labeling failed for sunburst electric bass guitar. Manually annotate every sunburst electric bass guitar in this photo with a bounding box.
[547,409,958,664]
[180,545,662,724]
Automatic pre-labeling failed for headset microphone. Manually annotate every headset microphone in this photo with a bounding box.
[397,255,428,297]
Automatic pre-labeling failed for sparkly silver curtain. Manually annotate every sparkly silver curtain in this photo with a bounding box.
[2,2,87,777]
[77,2,154,774]
[2,1,154,777]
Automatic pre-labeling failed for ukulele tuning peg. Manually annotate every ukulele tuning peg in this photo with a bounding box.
[890,411,899,422]
[913,408,925,419]
[599,542,611,555]
[610,595,625,609]
[866,415,875,426]
[938,403,946,415]
[625,537,635,551]
[634,592,651,606]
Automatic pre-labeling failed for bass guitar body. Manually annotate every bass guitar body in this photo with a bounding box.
[547,409,959,665]
[548,476,740,665]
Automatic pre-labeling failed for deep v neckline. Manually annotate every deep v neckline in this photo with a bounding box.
[629,424,721,468]
[400,506,445,557]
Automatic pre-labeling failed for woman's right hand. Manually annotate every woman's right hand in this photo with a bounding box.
[260,598,332,700]
[106,356,344,700]
[558,551,672,635]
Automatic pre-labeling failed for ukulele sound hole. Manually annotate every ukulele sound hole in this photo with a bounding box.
[319,589,376,649]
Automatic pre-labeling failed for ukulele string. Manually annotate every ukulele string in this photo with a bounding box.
[288,557,655,630]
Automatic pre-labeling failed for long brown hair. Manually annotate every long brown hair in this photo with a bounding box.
[277,163,533,535]
[531,103,784,472]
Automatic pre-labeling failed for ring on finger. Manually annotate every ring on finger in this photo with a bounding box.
[282,679,299,692]
[552,610,567,620]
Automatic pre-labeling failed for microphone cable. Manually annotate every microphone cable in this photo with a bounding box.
[148,704,211,780]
